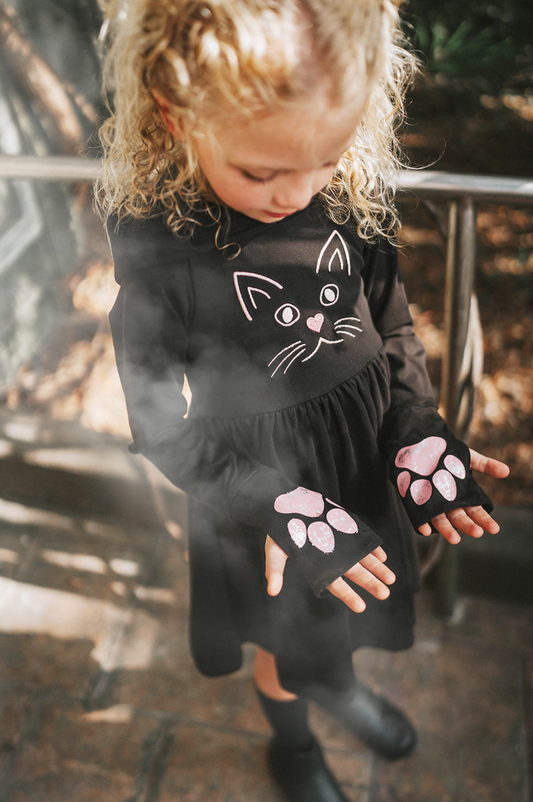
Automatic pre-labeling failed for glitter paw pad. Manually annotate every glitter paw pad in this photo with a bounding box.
[395,436,467,506]
[274,487,358,554]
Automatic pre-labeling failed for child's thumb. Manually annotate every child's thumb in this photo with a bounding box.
[264,535,288,597]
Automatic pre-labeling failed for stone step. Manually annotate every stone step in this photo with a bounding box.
[457,505,533,605]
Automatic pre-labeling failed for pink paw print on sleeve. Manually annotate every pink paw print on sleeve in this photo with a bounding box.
[395,436,466,505]
[274,487,358,553]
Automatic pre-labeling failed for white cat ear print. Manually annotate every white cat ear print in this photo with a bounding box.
[316,231,351,276]
[233,272,283,321]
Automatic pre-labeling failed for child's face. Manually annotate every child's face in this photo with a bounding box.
[190,97,366,224]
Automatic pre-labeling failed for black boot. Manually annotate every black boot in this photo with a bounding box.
[255,687,350,802]
[304,679,416,761]
[268,736,351,802]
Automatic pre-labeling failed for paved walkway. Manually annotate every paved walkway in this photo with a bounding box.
[0,415,531,801]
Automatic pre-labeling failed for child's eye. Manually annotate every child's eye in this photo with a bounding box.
[241,170,276,183]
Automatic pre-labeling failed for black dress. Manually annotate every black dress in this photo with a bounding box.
[108,199,492,695]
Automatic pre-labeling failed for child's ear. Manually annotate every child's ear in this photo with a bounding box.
[152,91,184,139]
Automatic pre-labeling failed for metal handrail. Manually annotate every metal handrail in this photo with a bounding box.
[398,170,533,205]
[0,155,100,181]
[2,155,533,202]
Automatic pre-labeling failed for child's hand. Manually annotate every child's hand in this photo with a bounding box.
[417,448,509,544]
[265,536,396,614]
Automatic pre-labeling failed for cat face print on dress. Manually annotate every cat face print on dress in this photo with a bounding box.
[233,230,362,377]
[395,436,467,506]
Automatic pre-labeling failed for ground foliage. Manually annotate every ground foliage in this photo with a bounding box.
[400,0,533,175]
[404,0,533,92]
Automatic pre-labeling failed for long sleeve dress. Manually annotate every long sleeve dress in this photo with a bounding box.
[108,199,492,695]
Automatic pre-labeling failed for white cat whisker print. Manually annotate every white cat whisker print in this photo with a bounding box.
[301,336,345,362]
[269,341,307,377]
[233,229,363,377]
[334,317,362,338]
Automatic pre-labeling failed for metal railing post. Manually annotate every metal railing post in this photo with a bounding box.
[441,198,477,431]
[434,197,477,617]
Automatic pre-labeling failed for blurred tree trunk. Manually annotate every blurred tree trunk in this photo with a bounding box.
[0,4,98,154]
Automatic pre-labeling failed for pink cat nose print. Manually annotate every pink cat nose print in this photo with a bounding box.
[306,313,324,333]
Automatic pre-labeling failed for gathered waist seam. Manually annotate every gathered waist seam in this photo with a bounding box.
[189,350,389,423]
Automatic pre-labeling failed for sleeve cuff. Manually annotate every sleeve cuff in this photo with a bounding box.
[230,467,382,597]
[386,410,493,530]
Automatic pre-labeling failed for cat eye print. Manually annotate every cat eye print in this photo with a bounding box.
[275,304,301,326]
[320,284,340,306]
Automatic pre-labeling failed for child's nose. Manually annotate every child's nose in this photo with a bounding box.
[273,172,315,211]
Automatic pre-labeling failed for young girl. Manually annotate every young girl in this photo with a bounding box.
[99,1,508,799]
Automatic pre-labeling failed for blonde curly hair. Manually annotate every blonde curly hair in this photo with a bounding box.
[97,0,415,242]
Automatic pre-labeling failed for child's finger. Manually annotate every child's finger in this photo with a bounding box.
[431,512,461,544]
[327,576,366,613]
[264,535,288,597]
[434,506,500,541]
[359,553,396,585]
[372,546,388,562]
[463,505,500,534]
[469,448,510,478]
[418,522,432,537]
[445,507,484,538]
[343,562,391,601]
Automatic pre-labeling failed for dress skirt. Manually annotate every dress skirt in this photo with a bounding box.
[187,353,419,695]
